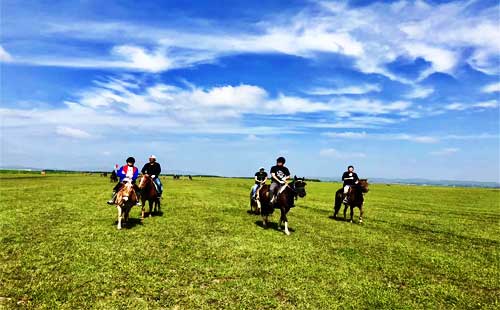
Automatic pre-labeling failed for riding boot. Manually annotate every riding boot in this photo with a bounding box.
[107,192,117,205]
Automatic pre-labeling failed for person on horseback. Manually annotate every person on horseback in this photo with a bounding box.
[342,165,359,204]
[141,155,163,197]
[269,157,290,205]
[251,167,268,199]
[107,157,140,205]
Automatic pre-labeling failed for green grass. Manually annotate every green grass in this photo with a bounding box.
[0,174,499,309]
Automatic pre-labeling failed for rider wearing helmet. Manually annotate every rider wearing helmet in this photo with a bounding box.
[141,155,163,197]
[342,165,359,203]
[269,156,290,204]
[251,167,268,199]
[107,157,140,205]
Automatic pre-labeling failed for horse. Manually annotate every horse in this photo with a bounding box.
[260,176,307,235]
[333,179,369,223]
[138,175,161,220]
[114,181,138,229]
[110,171,118,183]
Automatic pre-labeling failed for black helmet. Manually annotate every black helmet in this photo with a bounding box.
[126,157,136,164]
[348,165,354,169]
[277,156,286,164]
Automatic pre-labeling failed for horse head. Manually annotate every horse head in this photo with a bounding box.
[293,176,307,198]
[117,182,137,205]
[358,179,369,193]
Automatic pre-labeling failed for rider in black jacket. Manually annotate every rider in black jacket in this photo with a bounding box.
[342,165,359,203]
[141,155,163,197]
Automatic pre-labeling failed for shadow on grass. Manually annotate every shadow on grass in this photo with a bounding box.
[254,220,296,233]
[112,217,143,229]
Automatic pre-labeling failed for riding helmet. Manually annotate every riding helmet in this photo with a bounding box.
[348,165,354,169]
[277,156,286,164]
[126,157,136,164]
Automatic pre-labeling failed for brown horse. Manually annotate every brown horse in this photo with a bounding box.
[139,175,161,220]
[110,171,118,183]
[260,176,307,235]
[114,182,138,229]
[333,179,369,223]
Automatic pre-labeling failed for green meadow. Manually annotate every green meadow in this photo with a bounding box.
[0,173,498,309]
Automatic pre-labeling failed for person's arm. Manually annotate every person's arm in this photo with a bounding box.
[141,164,148,175]
[132,167,139,180]
[262,176,268,184]
[254,176,259,182]
[354,173,359,184]
[116,167,125,179]
[271,173,281,183]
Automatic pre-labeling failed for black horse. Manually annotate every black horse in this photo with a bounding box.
[261,176,307,235]
[333,179,369,223]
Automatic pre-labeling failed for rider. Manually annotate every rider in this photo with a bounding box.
[141,155,163,197]
[251,167,268,199]
[269,157,290,205]
[342,165,359,203]
[107,157,140,205]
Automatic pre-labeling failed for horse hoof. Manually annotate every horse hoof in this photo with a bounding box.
[350,220,353,223]
[117,226,122,230]
[284,230,291,236]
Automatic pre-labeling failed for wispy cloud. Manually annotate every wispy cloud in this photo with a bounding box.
[482,82,500,93]
[56,126,92,139]
[0,45,13,62]
[319,148,366,158]
[445,100,499,111]
[4,1,499,79]
[306,84,381,96]
[430,148,460,156]
[404,86,434,99]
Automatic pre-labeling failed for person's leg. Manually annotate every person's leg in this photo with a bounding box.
[154,178,163,196]
[269,183,279,204]
[107,182,123,204]
[251,184,258,197]
[343,185,350,203]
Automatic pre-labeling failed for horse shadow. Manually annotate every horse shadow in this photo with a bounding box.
[143,210,164,218]
[328,215,347,222]
[254,220,296,233]
[112,217,143,229]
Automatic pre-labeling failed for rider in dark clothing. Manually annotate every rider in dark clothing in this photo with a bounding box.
[269,156,290,204]
[141,155,163,197]
[342,165,359,203]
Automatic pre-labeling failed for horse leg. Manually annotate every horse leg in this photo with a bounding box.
[149,200,153,217]
[282,208,290,235]
[350,206,354,223]
[117,207,122,230]
[343,204,348,220]
[256,200,261,215]
[359,204,364,223]
[141,199,145,220]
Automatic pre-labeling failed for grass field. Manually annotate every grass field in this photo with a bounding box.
[0,173,499,309]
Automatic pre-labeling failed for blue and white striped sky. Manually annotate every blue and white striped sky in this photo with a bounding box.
[1,0,499,181]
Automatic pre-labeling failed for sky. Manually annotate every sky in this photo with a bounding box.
[0,0,499,182]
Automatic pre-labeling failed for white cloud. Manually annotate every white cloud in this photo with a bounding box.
[56,126,92,139]
[430,148,460,156]
[324,131,438,143]
[7,1,498,79]
[319,148,366,158]
[0,45,13,62]
[306,84,381,95]
[404,86,434,99]
[482,82,500,93]
[445,100,499,111]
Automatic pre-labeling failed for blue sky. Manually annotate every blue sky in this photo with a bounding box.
[1,0,499,182]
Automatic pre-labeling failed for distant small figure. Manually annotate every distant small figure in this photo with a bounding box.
[103,172,108,177]
[188,175,193,181]
[41,170,46,176]
[110,170,118,183]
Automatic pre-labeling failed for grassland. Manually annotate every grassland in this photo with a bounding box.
[0,173,499,309]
